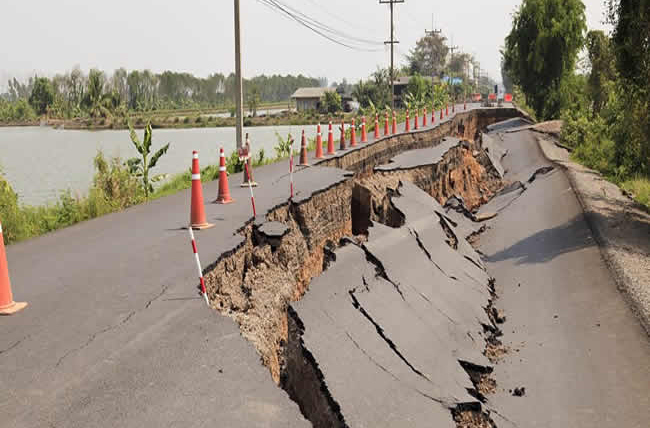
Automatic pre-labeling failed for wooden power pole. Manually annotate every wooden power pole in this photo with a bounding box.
[425,15,442,108]
[234,0,244,150]
[380,0,404,110]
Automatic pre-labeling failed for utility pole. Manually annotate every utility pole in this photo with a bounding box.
[380,0,404,111]
[425,14,442,78]
[234,0,244,150]
[446,40,458,102]
[425,19,442,109]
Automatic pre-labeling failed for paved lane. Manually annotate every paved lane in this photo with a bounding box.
[479,128,650,427]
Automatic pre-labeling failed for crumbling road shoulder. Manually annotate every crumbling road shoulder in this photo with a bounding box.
[536,135,650,335]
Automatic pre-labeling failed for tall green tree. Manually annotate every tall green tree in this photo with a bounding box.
[29,77,55,115]
[407,33,449,77]
[606,0,650,175]
[503,0,586,119]
[586,30,616,115]
[607,0,650,88]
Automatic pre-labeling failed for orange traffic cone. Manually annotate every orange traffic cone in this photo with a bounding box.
[350,118,357,147]
[446,104,449,116]
[414,109,419,130]
[191,151,214,230]
[299,130,309,166]
[361,117,368,143]
[392,111,397,134]
[423,107,427,127]
[215,147,234,204]
[340,120,346,150]
[375,113,380,139]
[384,111,389,136]
[440,109,444,120]
[327,121,336,155]
[0,223,27,315]
[241,133,257,187]
[405,109,410,132]
[315,123,324,159]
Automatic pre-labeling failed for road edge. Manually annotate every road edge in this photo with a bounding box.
[535,133,650,337]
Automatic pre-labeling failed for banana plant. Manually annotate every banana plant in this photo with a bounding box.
[126,122,170,198]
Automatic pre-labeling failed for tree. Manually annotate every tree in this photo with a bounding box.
[448,53,472,76]
[126,122,170,198]
[247,84,261,117]
[407,33,449,77]
[605,0,650,175]
[607,0,650,89]
[503,0,586,119]
[321,91,341,114]
[29,77,55,115]
[586,30,616,115]
[352,68,392,111]
[405,73,432,106]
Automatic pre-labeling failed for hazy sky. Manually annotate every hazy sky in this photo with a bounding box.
[1,0,609,89]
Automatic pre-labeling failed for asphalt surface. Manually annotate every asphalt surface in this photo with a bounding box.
[478,126,650,427]
[292,182,494,427]
[0,103,490,427]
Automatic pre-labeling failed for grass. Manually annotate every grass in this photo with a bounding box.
[620,177,650,209]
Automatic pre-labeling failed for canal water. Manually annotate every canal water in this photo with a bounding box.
[0,123,320,206]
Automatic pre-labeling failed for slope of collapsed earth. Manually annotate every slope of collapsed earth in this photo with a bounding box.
[202,115,519,427]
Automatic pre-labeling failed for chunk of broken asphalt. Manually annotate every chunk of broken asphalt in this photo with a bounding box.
[512,387,526,397]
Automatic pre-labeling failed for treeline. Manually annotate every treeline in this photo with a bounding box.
[503,0,649,203]
[0,68,324,122]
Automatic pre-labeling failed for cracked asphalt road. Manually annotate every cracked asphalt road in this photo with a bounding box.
[479,127,650,427]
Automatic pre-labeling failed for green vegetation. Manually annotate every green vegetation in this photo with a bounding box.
[321,91,342,114]
[406,32,449,77]
[0,68,323,125]
[126,123,170,198]
[503,0,586,120]
[503,0,650,208]
[0,152,143,245]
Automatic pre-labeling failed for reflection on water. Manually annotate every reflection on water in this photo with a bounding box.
[0,123,318,205]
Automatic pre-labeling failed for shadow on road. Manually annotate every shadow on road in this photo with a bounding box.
[486,213,594,265]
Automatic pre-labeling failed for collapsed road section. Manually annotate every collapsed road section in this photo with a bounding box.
[202,108,527,427]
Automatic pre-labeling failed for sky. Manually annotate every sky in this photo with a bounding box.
[0,0,610,90]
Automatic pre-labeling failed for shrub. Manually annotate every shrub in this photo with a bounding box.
[561,110,616,176]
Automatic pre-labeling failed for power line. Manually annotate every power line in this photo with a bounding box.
[256,0,384,52]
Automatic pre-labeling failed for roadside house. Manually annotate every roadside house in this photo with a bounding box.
[291,87,335,112]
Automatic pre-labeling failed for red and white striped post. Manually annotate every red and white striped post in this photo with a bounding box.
[245,162,256,217]
[188,227,210,306]
[289,135,295,198]
[238,146,256,217]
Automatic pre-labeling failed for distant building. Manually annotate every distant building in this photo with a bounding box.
[291,87,335,111]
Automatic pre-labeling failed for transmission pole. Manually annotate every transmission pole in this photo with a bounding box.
[380,0,404,110]
[234,0,244,150]
[425,19,441,109]
[446,41,458,102]
[425,16,442,78]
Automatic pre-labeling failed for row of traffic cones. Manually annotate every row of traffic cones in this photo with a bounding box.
[190,104,469,229]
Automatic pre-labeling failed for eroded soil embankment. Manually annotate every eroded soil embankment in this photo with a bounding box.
[203,138,501,381]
